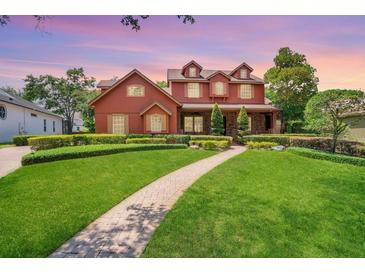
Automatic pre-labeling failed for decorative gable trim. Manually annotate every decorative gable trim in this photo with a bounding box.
[182,60,203,71]
[206,70,231,80]
[139,102,172,116]
[89,69,182,106]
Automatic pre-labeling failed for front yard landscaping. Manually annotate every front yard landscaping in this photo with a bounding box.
[0,148,215,257]
[143,150,365,257]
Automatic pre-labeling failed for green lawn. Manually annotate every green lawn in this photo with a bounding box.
[143,150,365,258]
[0,148,215,257]
[0,143,14,149]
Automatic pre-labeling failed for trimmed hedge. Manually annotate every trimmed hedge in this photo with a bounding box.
[238,135,290,146]
[189,140,230,150]
[12,135,38,146]
[238,134,365,157]
[190,135,233,145]
[22,144,187,165]
[154,134,191,144]
[127,134,153,139]
[247,141,278,150]
[126,138,166,144]
[287,147,365,166]
[28,134,127,150]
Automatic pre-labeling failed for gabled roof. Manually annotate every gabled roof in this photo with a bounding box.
[205,70,231,80]
[0,89,63,118]
[139,102,172,116]
[90,69,182,106]
[229,62,254,76]
[182,60,203,71]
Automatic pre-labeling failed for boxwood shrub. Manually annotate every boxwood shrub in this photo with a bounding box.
[189,140,230,150]
[287,147,365,166]
[28,134,127,150]
[22,144,187,165]
[190,135,233,145]
[238,135,290,146]
[12,135,38,146]
[247,141,278,150]
[126,138,166,144]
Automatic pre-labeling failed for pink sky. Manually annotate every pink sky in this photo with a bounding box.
[1,16,365,90]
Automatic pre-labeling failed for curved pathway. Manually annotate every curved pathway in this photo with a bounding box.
[50,145,246,258]
[0,146,31,178]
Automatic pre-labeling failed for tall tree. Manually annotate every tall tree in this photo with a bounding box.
[264,47,319,132]
[237,106,249,136]
[23,68,95,134]
[80,89,100,133]
[0,86,22,96]
[211,103,224,136]
[305,89,365,153]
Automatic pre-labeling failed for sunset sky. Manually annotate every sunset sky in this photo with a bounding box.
[1,15,364,90]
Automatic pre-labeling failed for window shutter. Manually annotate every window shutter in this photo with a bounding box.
[162,115,167,131]
[107,115,112,133]
[199,83,203,97]
[237,85,241,98]
[184,83,188,97]
[124,115,129,133]
[146,114,151,131]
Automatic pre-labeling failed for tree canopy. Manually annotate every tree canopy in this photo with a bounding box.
[237,106,249,136]
[211,103,224,135]
[265,47,319,132]
[305,89,365,152]
[23,68,96,133]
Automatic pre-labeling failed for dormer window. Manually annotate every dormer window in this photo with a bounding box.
[189,67,196,77]
[240,69,248,79]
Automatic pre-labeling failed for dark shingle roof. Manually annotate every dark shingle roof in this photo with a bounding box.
[97,79,118,88]
[0,89,63,118]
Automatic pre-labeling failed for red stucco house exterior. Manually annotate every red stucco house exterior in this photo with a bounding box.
[90,60,280,136]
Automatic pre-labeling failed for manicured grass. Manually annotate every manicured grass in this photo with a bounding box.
[0,143,14,149]
[143,150,365,258]
[0,149,216,257]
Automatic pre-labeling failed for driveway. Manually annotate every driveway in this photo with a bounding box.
[0,146,31,178]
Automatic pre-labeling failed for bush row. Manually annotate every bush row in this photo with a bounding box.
[22,144,187,165]
[247,141,278,150]
[238,135,365,157]
[126,138,166,144]
[13,135,38,146]
[190,135,233,145]
[287,147,365,167]
[189,140,230,150]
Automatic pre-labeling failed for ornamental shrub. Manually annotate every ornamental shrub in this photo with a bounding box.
[189,140,230,150]
[190,135,233,145]
[126,138,166,144]
[238,135,290,146]
[247,141,278,150]
[211,103,224,135]
[12,135,38,146]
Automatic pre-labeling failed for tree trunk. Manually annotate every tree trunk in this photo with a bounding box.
[65,119,73,134]
[331,134,338,153]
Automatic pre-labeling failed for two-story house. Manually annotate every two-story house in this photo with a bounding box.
[90,60,280,136]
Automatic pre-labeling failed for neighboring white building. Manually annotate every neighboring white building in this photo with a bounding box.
[0,90,63,143]
[72,112,87,132]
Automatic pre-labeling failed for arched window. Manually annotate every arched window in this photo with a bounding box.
[0,105,7,120]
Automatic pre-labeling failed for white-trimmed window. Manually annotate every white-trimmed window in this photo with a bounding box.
[187,83,200,98]
[240,69,248,78]
[189,67,196,77]
[239,84,253,99]
[112,115,125,134]
[214,82,225,96]
[150,114,162,132]
[184,116,203,133]
[127,85,145,97]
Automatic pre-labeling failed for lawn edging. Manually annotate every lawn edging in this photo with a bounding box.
[287,147,365,166]
[22,144,187,165]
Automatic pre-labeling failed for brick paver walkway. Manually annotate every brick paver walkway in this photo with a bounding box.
[50,145,246,258]
[0,146,31,178]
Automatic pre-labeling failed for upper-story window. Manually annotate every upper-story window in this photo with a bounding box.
[187,83,200,98]
[188,67,196,77]
[214,82,225,96]
[127,85,145,97]
[239,84,253,99]
[240,69,248,79]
